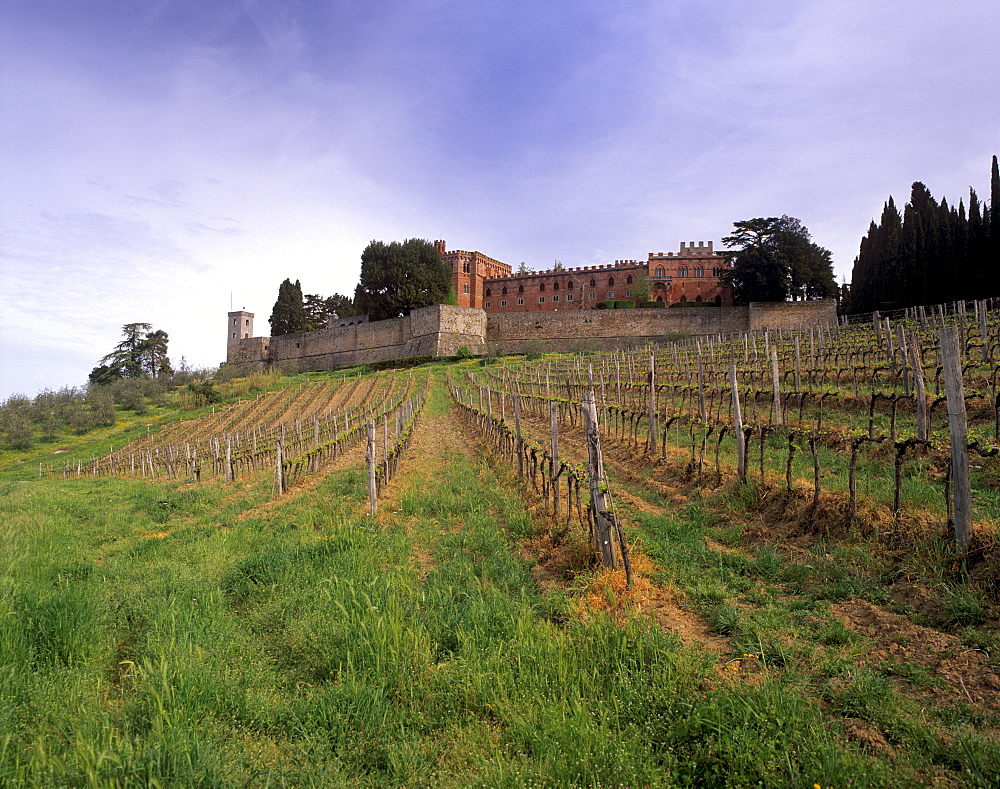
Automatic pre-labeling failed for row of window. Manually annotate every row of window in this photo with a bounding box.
[483,291,720,309]
[485,273,643,297]
[482,267,724,297]
[651,267,724,278]
[485,291,625,308]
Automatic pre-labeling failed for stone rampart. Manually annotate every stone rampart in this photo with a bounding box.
[228,300,837,371]
[748,301,838,330]
[485,301,837,354]
[228,304,486,371]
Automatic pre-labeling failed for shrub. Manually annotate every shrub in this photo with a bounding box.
[187,380,222,406]
[0,398,33,449]
[614,300,636,309]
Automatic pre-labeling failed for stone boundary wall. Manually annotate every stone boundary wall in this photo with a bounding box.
[228,305,486,371]
[485,301,837,354]
[228,300,837,371]
[747,301,838,330]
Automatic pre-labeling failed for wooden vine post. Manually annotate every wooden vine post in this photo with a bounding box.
[940,327,972,550]
[366,420,377,516]
[581,390,616,568]
[770,345,783,427]
[696,344,707,421]
[224,435,233,483]
[729,356,747,483]
[910,331,928,441]
[274,437,284,497]
[513,393,524,477]
[647,354,657,454]
[550,401,560,518]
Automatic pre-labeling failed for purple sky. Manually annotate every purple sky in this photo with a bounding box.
[2,0,998,398]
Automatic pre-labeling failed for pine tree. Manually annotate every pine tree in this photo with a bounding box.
[353,239,453,320]
[90,323,172,384]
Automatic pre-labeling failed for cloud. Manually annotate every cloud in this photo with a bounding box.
[1,0,998,399]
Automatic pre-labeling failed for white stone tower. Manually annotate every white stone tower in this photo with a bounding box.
[227,310,254,363]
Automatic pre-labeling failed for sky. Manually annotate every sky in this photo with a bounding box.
[2,0,998,400]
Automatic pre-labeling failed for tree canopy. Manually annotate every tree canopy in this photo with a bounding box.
[353,239,454,320]
[847,156,1000,313]
[721,216,836,304]
[89,323,173,385]
[269,279,308,336]
[304,293,357,331]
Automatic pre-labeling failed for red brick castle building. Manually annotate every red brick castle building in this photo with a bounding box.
[437,239,733,313]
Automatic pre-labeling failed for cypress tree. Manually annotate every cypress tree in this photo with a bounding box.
[846,163,998,312]
[991,155,1000,285]
[269,278,308,336]
[879,197,902,306]
[991,155,1000,237]
[969,188,985,289]
[899,203,924,308]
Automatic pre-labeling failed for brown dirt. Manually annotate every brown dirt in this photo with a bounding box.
[831,598,1000,713]
[506,411,737,654]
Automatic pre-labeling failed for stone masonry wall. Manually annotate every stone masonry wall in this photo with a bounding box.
[748,301,838,330]
[485,301,837,354]
[227,305,486,371]
[485,306,749,354]
[228,300,837,372]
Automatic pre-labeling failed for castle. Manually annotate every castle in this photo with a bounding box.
[436,240,733,313]
[226,237,835,372]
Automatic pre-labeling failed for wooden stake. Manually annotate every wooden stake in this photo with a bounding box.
[550,401,560,518]
[648,354,657,453]
[770,345,783,427]
[367,420,377,516]
[940,327,972,550]
[730,357,746,483]
[911,330,928,442]
[513,393,524,477]
[582,391,615,568]
[274,437,284,497]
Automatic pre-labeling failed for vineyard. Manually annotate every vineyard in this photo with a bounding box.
[2,302,999,786]
[450,300,1000,558]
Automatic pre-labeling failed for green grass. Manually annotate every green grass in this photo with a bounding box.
[1,369,997,786]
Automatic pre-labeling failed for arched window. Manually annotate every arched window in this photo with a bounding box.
[518,284,524,293]
[485,288,492,297]
[539,282,546,292]
[501,286,507,295]
[678,268,688,278]
[589,277,596,287]
[566,280,573,289]
[696,295,703,302]
[553,281,560,290]
[608,276,615,287]
[626,274,633,284]
[655,267,665,277]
